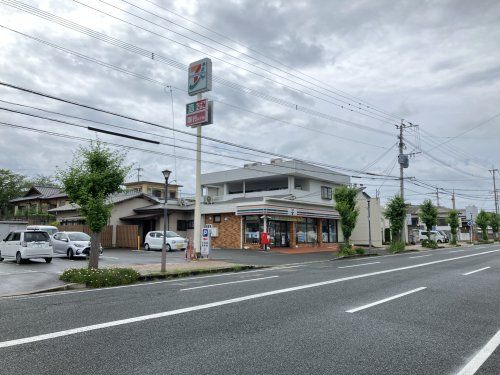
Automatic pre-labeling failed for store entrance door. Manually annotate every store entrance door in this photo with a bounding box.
[269,221,290,247]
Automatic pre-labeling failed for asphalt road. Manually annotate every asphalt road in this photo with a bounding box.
[0,248,335,296]
[0,244,498,374]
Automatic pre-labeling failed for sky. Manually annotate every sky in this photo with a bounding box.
[0,0,499,211]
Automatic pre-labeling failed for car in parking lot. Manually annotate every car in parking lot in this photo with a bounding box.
[144,231,188,251]
[0,230,53,264]
[52,231,103,259]
[26,225,59,237]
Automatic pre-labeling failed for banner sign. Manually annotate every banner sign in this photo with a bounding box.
[188,58,212,96]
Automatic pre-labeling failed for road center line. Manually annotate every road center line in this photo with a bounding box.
[346,287,427,313]
[409,254,433,259]
[180,276,279,291]
[338,262,380,269]
[462,267,491,276]
[0,249,498,349]
[456,329,500,375]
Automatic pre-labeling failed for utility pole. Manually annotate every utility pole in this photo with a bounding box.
[436,188,440,207]
[135,166,143,182]
[489,167,499,215]
[452,190,456,210]
[367,198,372,254]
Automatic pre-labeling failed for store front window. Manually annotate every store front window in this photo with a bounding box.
[322,219,338,243]
[244,216,260,244]
[296,218,317,243]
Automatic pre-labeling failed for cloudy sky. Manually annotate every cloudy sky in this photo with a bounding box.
[0,0,499,210]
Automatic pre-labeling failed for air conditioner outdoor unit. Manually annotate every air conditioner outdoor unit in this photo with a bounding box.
[210,227,219,237]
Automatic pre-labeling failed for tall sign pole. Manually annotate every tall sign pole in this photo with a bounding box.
[187,58,213,256]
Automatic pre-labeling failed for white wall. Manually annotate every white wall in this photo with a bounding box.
[111,198,155,226]
[350,195,383,247]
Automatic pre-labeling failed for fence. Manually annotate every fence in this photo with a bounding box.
[56,224,137,248]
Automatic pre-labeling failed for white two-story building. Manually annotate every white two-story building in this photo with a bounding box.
[201,158,382,249]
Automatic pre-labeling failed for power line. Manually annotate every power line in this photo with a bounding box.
[0,1,398,134]
[0,90,402,180]
[0,24,395,145]
[140,0,401,121]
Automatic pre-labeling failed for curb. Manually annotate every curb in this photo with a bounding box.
[139,264,264,281]
[0,283,80,298]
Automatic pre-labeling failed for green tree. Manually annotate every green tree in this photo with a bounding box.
[489,213,499,240]
[59,142,129,269]
[475,210,490,241]
[334,186,359,246]
[384,195,407,244]
[447,209,460,245]
[419,199,438,235]
[0,169,27,218]
[27,174,60,188]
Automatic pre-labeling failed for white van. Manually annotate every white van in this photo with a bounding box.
[0,230,53,264]
[26,225,59,237]
[418,230,446,243]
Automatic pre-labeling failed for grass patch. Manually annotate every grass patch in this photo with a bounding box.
[337,245,367,258]
[421,239,438,249]
[60,268,140,288]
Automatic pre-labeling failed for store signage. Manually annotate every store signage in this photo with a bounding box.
[186,99,208,127]
[188,58,212,96]
[201,227,211,257]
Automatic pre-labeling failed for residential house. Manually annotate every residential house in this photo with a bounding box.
[9,186,68,218]
[124,181,181,200]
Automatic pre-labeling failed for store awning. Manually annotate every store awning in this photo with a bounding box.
[236,203,339,219]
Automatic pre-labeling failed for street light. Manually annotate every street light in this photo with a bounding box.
[161,169,171,273]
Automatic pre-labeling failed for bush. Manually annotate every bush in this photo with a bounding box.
[388,241,405,253]
[421,239,438,249]
[337,244,356,257]
[355,247,365,255]
[60,268,140,288]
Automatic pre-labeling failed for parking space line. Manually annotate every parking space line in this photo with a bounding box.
[346,287,427,313]
[180,276,279,291]
[409,254,433,259]
[462,267,491,276]
[456,329,500,375]
[338,262,381,269]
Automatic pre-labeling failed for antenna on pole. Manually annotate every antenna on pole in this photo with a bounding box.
[135,166,143,182]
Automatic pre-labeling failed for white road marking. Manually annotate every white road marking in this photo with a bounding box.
[180,276,279,291]
[462,267,491,276]
[346,287,427,313]
[409,254,433,259]
[0,249,498,348]
[449,249,466,253]
[338,262,381,269]
[456,329,500,375]
[101,256,119,260]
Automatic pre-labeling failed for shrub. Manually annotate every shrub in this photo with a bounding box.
[355,247,365,255]
[388,241,405,253]
[421,239,438,249]
[337,244,356,257]
[60,268,140,288]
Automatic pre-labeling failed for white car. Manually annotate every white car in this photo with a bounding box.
[26,225,59,237]
[52,231,103,259]
[144,231,188,251]
[0,230,53,264]
[418,230,446,243]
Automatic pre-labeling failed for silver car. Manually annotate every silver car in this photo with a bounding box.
[52,231,103,259]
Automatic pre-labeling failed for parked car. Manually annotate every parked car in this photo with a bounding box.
[52,231,103,259]
[437,230,450,243]
[144,231,188,251]
[26,225,59,237]
[418,230,446,243]
[0,230,53,264]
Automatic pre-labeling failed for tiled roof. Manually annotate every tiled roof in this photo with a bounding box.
[9,185,66,203]
[48,192,159,213]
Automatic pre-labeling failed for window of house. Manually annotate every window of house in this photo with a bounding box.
[169,191,176,199]
[214,215,221,223]
[321,186,332,200]
[150,189,162,198]
[177,220,194,231]
[244,217,260,244]
[437,218,447,226]
[296,218,317,243]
